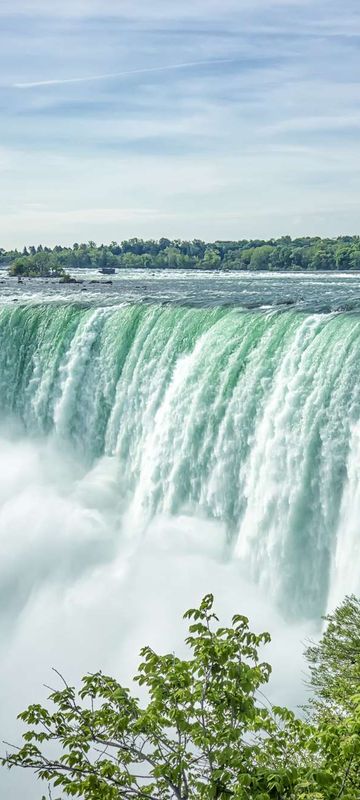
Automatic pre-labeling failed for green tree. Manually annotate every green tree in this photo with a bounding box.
[5,236,360,275]
[203,248,221,268]
[4,595,360,798]
[349,247,360,271]
[335,245,351,271]
[2,595,309,800]
[305,595,360,716]
[303,596,360,798]
[9,257,28,276]
[249,246,274,271]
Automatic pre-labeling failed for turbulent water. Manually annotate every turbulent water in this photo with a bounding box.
[1,270,360,797]
[1,295,360,615]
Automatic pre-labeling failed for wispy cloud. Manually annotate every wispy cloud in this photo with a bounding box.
[0,0,314,19]
[1,0,360,247]
[266,114,360,134]
[14,58,233,89]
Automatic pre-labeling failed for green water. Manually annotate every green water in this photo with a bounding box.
[1,301,360,616]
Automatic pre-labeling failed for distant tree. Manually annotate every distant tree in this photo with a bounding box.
[250,245,274,270]
[349,247,360,271]
[335,246,351,270]
[4,236,360,276]
[203,248,222,268]
[158,237,172,251]
[109,241,122,256]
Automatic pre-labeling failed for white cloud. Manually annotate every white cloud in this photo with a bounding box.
[0,0,313,18]
[1,0,360,245]
[14,59,233,89]
[0,148,16,171]
[267,114,360,133]
[1,136,360,248]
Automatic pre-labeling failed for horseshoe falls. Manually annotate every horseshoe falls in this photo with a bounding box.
[1,273,360,799]
[0,296,360,618]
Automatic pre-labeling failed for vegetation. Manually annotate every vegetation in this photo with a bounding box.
[2,594,360,799]
[3,236,360,276]
[305,595,360,716]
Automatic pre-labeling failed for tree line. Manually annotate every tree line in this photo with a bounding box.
[2,236,360,276]
[2,594,360,799]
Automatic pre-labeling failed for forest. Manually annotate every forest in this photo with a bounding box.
[3,236,360,276]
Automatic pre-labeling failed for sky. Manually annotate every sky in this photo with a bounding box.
[1,0,360,247]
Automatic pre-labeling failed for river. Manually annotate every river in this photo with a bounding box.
[1,269,359,796]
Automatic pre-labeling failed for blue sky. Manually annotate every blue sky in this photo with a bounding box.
[1,0,360,247]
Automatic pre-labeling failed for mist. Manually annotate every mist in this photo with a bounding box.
[0,427,312,799]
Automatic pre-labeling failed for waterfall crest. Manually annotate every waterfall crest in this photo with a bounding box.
[1,301,360,616]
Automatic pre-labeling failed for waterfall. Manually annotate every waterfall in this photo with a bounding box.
[1,300,360,618]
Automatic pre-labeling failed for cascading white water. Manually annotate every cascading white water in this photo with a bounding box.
[1,293,359,798]
[0,301,359,617]
[327,418,360,610]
